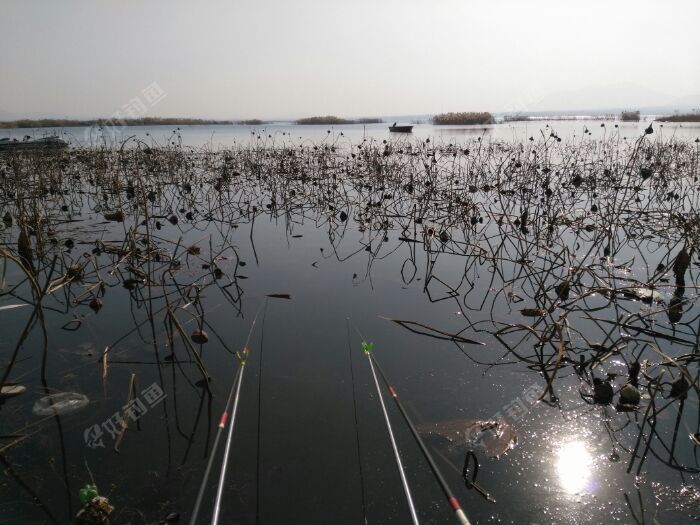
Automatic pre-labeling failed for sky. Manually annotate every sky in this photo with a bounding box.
[1,0,699,119]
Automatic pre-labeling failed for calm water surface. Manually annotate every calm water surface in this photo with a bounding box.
[2,120,700,148]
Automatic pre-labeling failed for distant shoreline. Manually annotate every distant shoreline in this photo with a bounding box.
[656,113,700,123]
[294,116,382,125]
[2,113,699,130]
[0,117,236,129]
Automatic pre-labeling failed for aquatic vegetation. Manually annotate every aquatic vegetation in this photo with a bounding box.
[0,126,699,522]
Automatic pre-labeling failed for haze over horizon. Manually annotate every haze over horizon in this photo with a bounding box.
[2,0,699,120]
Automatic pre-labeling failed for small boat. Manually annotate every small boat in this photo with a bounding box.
[389,122,413,133]
[0,136,69,151]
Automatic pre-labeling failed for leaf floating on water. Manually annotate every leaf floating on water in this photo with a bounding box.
[555,281,570,300]
[190,330,209,344]
[33,392,89,416]
[123,278,143,290]
[593,378,614,404]
[103,210,124,222]
[520,308,546,317]
[417,418,517,458]
[266,293,291,300]
[617,383,641,411]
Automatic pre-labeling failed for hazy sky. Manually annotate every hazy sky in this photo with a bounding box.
[1,0,699,119]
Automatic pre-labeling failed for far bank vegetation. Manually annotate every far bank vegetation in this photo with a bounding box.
[503,114,532,122]
[620,111,640,122]
[295,116,382,125]
[432,112,494,125]
[0,117,233,129]
[657,112,700,123]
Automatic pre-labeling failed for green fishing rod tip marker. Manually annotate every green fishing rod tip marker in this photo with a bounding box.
[361,341,374,354]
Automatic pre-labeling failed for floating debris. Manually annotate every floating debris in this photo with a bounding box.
[0,384,26,399]
[33,392,89,416]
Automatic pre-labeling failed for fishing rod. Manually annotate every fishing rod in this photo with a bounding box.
[189,304,262,525]
[362,341,472,525]
[211,346,247,525]
[189,358,243,525]
[362,341,420,525]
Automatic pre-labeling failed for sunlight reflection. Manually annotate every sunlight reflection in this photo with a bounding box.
[556,441,592,494]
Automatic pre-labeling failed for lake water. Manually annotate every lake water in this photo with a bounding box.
[1,119,700,149]
[0,130,699,524]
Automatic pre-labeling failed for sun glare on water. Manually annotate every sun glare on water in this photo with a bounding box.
[556,441,593,494]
